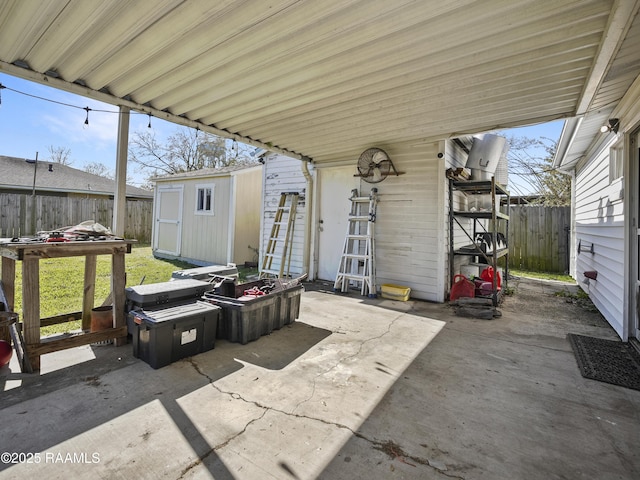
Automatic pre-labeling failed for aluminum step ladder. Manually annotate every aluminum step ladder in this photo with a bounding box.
[334,188,378,297]
[260,192,299,279]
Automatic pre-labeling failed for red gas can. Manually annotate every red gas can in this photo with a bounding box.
[450,274,475,301]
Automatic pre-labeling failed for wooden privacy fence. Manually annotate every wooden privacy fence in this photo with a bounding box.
[505,205,571,273]
[0,193,153,243]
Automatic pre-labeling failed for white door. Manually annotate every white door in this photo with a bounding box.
[154,185,183,256]
[317,166,360,281]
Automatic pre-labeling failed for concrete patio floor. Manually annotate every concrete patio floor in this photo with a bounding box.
[1,276,639,479]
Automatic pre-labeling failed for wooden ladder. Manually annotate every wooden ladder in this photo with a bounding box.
[260,192,299,279]
[334,188,378,297]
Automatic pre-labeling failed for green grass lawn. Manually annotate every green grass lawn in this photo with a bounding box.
[509,268,575,283]
[3,245,257,336]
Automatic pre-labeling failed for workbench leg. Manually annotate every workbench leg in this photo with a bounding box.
[0,258,16,343]
[82,254,97,331]
[112,252,127,347]
[22,257,41,371]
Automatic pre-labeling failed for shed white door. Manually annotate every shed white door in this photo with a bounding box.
[154,185,183,256]
[317,166,359,281]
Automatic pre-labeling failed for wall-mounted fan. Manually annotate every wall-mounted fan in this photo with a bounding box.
[355,147,401,183]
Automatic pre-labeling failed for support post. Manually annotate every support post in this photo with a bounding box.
[113,106,130,238]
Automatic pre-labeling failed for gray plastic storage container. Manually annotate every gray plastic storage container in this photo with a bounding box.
[126,279,213,309]
[129,300,220,369]
[202,280,303,345]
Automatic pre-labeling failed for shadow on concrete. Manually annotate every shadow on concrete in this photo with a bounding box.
[0,319,331,478]
[231,320,332,370]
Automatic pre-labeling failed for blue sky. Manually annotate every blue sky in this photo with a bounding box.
[1,73,564,192]
[0,73,179,187]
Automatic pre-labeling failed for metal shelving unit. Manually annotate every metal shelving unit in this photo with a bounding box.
[448,176,510,306]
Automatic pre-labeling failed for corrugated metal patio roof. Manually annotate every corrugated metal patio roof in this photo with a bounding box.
[554,3,640,170]
[0,0,637,165]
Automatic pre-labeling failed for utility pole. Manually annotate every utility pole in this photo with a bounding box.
[31,151,39,234]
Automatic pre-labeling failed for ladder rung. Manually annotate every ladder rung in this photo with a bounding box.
[261,269,281,275]
[348,216,370,221]
[347,235,370,239]
[336,273,367,280]
[351,197,373,202]
[342,254,368,259]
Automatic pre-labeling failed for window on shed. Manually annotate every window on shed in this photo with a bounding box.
[195,184,214,215]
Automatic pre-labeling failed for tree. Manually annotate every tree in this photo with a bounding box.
[128,127,257,177]
[505,136,570,206]
[47,146,72,165]
[83,162,113,179]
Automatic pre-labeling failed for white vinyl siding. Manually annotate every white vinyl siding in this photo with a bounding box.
[362,142,447,302]
[574,139,625,337]
[263,142,467,302]
[261,154,309,276]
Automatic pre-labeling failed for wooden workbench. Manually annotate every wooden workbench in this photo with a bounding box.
[0,239,134,372]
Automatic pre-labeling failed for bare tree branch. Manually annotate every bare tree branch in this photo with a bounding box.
[128,127,258,178]
[504,135,569,206]
[47,146,73,165]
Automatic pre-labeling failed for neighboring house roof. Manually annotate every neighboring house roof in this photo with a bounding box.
[152,163,262,182]
[0,155,153,198]
[553,7,640,170]
[1,2,637,166]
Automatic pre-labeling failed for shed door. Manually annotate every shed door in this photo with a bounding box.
[317,166,359,281]
[154,185,183,256]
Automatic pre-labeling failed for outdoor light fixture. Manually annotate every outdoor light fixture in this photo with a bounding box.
[600,118,619,134]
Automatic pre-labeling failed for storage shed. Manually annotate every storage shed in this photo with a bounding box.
[152,164,262,266]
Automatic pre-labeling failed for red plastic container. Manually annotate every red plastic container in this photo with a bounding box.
[0,340,12,366]
[480,266,501,289]
[474,279,493,296]
[450,274,475,301]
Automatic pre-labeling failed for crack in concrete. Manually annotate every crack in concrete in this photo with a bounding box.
[186,355,464,479]
[292,312,405,412]
[177,407,269,479]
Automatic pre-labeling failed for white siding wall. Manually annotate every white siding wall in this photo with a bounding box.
[262,142,470,302]
[261,154,309,276]
[371,142,446,301]
[574,139,625,337]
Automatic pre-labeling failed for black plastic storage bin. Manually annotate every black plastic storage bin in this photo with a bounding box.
[202,280,303,345]
[125,279,215,334]
[129,301,220,369]
[126,279,213,309]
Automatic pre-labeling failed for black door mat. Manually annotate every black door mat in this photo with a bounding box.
[567,333,640,391]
